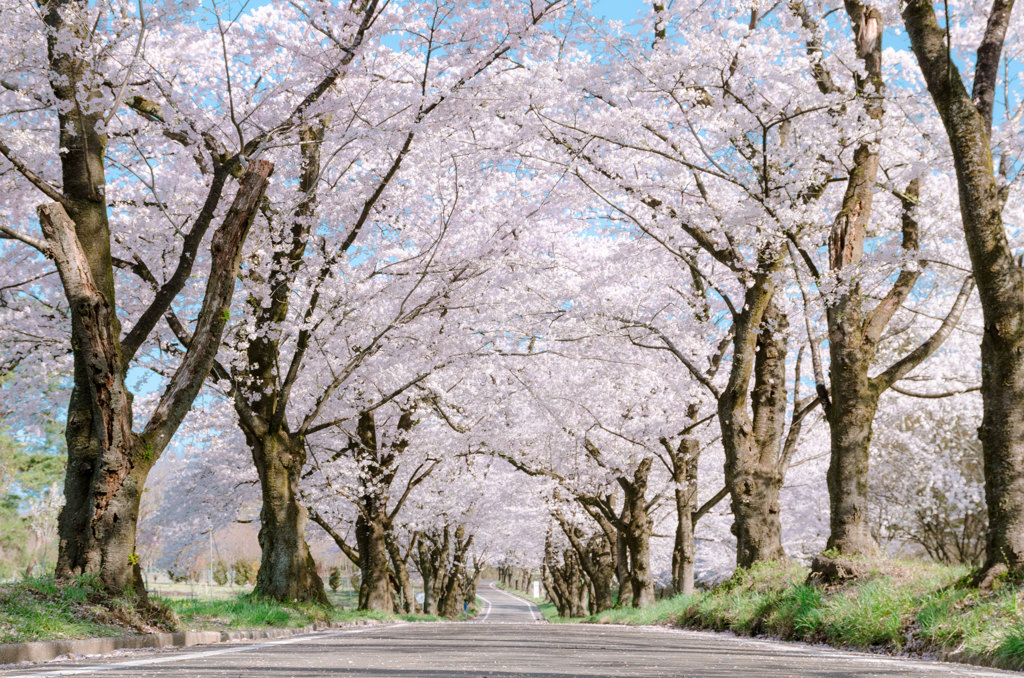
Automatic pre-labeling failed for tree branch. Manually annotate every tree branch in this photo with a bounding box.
[872,276,975,392]
[141,160,273,452]
[0,136,69,207]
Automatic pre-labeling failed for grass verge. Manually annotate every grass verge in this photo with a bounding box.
[164,595,444,631]
[0,575,175,644]
[0,576,449,644]
[546,559,1024,671]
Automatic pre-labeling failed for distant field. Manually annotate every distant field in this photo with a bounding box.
[147,581,359,607]
[145,580,379,609]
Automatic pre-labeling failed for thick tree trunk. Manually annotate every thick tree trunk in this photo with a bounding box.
[825,359,881,555]
[721,296,788,568]
[356,509,392,612]
[903,0,1024,581]
[247,432,327,604]
[820,1,887,559]
[622,459,655,607]
[437,526,473,618]
[43,159,270,594]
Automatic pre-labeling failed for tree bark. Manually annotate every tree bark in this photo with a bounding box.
[621,459,655,607]
[246,431,327,604]
[352,412,395,612]
[670,436,699,595]
[45,160,270,594]
[902,0,1024,579]
[720,289,789,568]
[356,509,392,612]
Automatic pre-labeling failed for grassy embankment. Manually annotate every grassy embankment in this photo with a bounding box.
[0,575,447,644]
[524,559,1024,670]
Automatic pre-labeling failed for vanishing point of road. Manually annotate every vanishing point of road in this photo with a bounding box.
[2,583,1019,678]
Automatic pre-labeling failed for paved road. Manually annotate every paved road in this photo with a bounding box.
[476,582,543,623]
[3,589,1021,677]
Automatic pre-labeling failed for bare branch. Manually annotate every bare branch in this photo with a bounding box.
[872,276,975,392]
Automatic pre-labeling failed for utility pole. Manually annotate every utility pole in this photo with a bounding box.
[208,521,214,600]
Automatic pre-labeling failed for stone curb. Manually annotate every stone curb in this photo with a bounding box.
[936,649,1021,674]
[0,621,366,667]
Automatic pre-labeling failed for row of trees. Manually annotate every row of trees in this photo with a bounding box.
[0,0,1021,613]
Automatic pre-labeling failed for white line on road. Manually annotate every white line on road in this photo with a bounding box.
[478,592,493,621]
[483,582,541,621]
[10,625,398,678]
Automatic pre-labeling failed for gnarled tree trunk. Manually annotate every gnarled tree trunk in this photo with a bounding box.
[45,159,270,594]
[621,458,655,607]
[247,431,327,604]
[356,509,392,612]
[720,294,789,568]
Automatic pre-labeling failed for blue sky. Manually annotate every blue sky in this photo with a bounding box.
[592,0,646,23]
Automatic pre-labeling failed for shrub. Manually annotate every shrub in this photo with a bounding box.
[232,559,258,586]
[212,561,228,586]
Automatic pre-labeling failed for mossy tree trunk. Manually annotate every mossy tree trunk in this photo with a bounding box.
[903,0,1019,580]
[802,3,974,560]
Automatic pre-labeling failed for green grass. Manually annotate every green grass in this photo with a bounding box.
[0,575,159,643]
[164,594,449,631]
[552,559,1024,671]
[0,576,452,644]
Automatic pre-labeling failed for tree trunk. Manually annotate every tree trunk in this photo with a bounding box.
[825,356,881,555]
[437,526,473,618]
[544,538,587,617]
[820,1,886,559]
[586,535,615,613]
[615,529,632,607]
[247,431,327,604]
[386,534,416,614]
[417,540,439,615]
[671,437,699,595]
[720,295,788,568]
[356,509,392,611]
[554,517,614,614]
[902,0,1024,580]
[622,459,655,607]
[44,159,270,594]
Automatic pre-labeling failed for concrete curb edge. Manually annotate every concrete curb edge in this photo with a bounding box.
[0,621,367,667]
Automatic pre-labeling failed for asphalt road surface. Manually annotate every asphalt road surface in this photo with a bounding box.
[2,584,1021,677]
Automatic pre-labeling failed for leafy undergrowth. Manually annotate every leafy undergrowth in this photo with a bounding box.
[551,559,1024,671]
[0,575,176,644]
[164,595,445,631]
